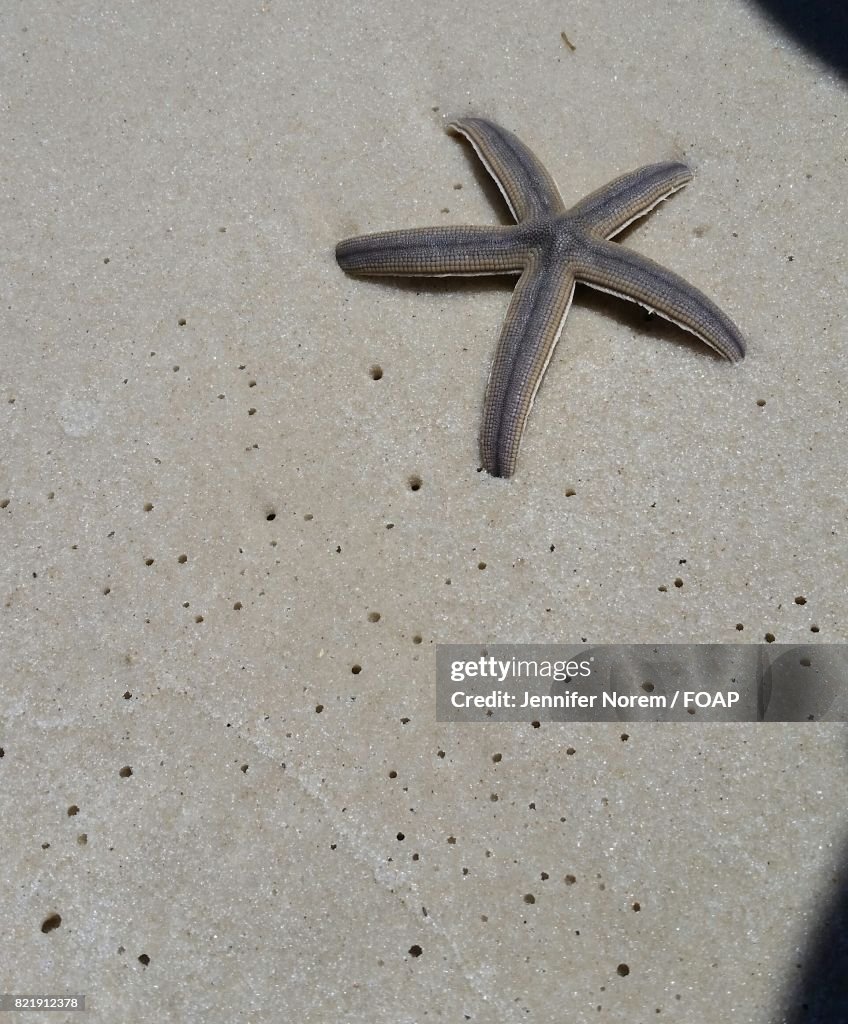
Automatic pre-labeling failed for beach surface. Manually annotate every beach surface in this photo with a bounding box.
[1,1,846,1020]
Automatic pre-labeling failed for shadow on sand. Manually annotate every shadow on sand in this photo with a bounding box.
[751,0,848,77]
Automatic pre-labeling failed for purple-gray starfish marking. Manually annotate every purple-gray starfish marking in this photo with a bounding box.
[337,118,745,478]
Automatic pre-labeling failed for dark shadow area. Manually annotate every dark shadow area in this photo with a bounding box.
[777,654,848,1021]
[780,827,848,1022]
[750,0,848,78]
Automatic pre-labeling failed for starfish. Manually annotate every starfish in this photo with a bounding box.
[336,118,745,478]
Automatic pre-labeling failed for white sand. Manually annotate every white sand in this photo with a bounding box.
[2,1,846,1020]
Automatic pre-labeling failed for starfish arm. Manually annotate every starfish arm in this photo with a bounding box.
[336,224,524,276]
[575,239,745,361]
[481,261,576,477]
[569,162,693,240]
[448,118,566,223]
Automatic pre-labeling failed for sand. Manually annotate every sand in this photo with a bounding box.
[2,1,846,1020]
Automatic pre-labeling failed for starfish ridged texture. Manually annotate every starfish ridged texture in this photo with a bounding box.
[336,118,745,478]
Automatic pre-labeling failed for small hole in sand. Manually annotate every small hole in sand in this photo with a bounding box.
[408,475,422,492]
[119,766,133,778]
[41,913,62,933]
[370,365,383,380]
